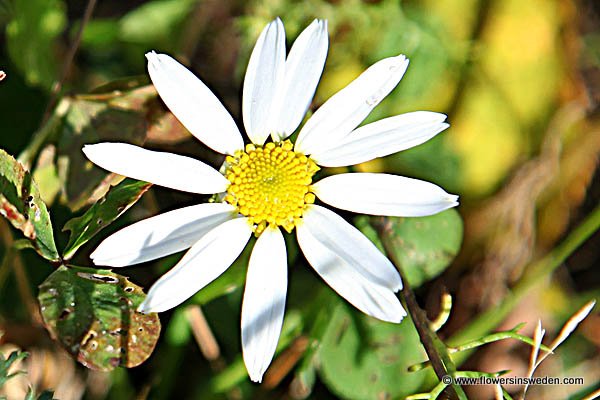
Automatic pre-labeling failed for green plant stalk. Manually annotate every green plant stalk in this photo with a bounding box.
[409,326,551,372]
[450,330,552,354]
[152,308,190,400]
[447,205,600,361]
[17,98,69,168]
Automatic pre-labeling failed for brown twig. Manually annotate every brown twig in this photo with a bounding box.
[372,217,462,399]
[262,336,309,389]
[185,305,225,370]
[40,0,98,126]
[185,305,243,400]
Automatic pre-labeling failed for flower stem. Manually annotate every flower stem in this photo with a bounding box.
[372,217,468,400]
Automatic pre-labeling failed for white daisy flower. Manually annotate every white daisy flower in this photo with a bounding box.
[82,18,458,382]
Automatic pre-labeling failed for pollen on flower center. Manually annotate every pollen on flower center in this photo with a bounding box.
[224,140,319,235]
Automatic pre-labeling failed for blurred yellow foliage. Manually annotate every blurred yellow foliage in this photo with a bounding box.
[423,0,480,40]
[446,0,563,195]
[481,0,562,124]
[449,82,523,194]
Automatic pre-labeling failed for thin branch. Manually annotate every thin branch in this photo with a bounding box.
[185,305,225,370]
[40,0,97,126]
[19,0,97,168]
[262,336,309,389]
[372,217,466,400]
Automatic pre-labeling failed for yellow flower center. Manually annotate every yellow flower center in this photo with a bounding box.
[224,140,319,235]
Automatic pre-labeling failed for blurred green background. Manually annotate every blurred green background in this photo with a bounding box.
[0,0,598,399]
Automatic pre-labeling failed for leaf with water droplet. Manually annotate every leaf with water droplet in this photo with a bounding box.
[38,265,160,371]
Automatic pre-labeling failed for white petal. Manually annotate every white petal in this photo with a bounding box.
[138,217,252,313]
[295,55,409,154]
[241,227,287,383]
[83,143,228,194]
[91,203,236,267]
[300,205,401,291]
[271,19,329,140]
[297,211,406,323]
[311,111,449,167]
[242,18,286,145]
[313,173,459,217]
[146,51,244,155]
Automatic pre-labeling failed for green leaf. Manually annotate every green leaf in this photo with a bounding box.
[80,18,120,50]
[5,0,66,90]
[38,265,161,371]
[357,209,463,288]
[62,178,152,260]
[317,300,427,400]
[32,145,61,206]
[25,388,56,400]
[164,307,191,346]
[119,0,195,45]
[387,135,462,196]
[0,149,59,261]
[0,350,28,388]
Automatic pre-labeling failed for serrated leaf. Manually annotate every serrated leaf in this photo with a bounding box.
[0,149,59,261]
[62,178,152,260]
[56,82,191,210]
[317,300,427,400]
[57,95,149,210]
[38,265,160,371]
[5,0,66,90]
[357,209,463,288]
